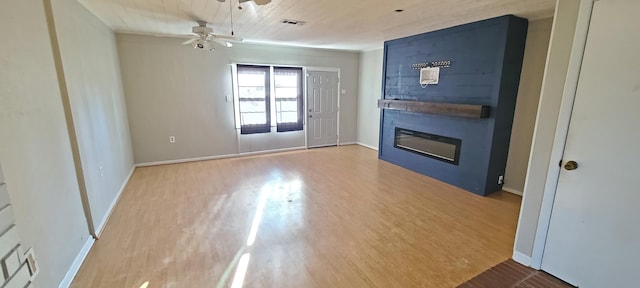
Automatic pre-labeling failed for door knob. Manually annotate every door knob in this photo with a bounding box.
[309,115,313,118]
[564,161,578,171]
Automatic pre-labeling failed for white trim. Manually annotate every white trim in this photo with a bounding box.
[269,66,276,130]
[502,186,523,196]
[137,154,237,167]
[303,67,308,148]
[305,67,340,72]
[362,47,384,52]
[231,61,305,69]
[135,146,307,167]
[94,166,135,238]
[58,237,94,288]
[530,0,595,269]
[237,146,306,157]
[512,251,532,267]
[337,70,341,147]
[231,64,240,129]
[356,142,379,151]
[339,142,357,146]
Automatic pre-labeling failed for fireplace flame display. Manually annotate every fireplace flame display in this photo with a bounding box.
[394,128,461,165]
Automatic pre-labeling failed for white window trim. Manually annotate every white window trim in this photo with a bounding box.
[231,63,306,132]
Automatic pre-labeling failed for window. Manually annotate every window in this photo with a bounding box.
[274,67,303,132]
[237,65,271,134]
[234,65,304,134]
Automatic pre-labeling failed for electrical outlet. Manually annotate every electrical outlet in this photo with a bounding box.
[99,166,104,177]
[169,136,176,143]
[498,175,504,185]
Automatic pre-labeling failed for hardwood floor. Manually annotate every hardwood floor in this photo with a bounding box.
[70,145,522,288]
[457,259,574,288]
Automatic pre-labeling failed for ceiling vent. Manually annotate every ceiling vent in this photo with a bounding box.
[281,19,306,26]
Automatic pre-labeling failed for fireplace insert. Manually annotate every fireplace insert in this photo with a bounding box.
[394,128,461,165]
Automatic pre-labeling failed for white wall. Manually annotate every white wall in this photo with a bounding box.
[117,34,360,164]
[503,18,553,193]
[356,49,384,150]
[52,0,133,231]
[0,0,90,286]
[514,0,582,260]
[51,0,134,235]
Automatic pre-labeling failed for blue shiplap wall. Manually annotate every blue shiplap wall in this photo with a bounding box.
[378,15,528,196]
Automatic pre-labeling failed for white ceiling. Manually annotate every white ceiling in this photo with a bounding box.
[78,0,556,51]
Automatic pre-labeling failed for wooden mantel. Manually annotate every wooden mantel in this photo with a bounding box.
[377,99,490,118]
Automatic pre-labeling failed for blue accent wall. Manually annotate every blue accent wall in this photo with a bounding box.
[378,15,528,196]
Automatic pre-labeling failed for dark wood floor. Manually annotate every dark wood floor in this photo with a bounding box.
[457,259,574,288]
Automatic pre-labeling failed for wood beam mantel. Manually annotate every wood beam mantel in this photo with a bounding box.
[377,99,490,118]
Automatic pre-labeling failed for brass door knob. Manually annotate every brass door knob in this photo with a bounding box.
[564,161,578,171]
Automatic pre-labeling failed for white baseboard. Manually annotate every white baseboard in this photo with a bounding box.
[238,146,307,157]
[136,146,307,167]
[137,153,237,167]
[94,166,135,238]
[339,142,357,146]
[59,236,94,288]
[512,251,532,267]
[502,186,523,196]
[356,142,379,151]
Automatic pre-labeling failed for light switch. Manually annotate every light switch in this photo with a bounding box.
[341,89,346,95]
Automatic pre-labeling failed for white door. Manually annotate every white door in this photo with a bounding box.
[541,0,640,287]
[307,71,339,148]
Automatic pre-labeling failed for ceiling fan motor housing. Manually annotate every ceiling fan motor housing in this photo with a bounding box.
[192,25,213,35]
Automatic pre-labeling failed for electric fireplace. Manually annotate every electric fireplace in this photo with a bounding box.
[394,128,461,165]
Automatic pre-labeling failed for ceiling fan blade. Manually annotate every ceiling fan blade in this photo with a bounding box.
[212,34,243,42]
[213,39,233,48]
[154,33,193,38]
[253,0,271,5]
[181,38,198,45]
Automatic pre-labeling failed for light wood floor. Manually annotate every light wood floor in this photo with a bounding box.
[71,145,521,288]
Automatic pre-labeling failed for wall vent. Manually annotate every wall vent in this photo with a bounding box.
[281,19,306,26]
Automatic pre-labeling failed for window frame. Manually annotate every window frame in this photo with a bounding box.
[235,64,271,135]
[232,64,305,134]
[273,66,304,132]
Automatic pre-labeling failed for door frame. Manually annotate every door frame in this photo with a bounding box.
[305,67,341,148]
[529,0,596,269]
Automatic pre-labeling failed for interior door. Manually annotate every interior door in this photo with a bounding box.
[306,71,339,148]
[541,0,640,287]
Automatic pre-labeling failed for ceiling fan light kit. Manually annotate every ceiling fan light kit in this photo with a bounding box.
[192,39,216,51]
[182,21,242,51]
[183,0,267,51]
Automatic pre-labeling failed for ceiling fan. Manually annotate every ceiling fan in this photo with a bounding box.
[181,21,243,51]
[216,0,272,6]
